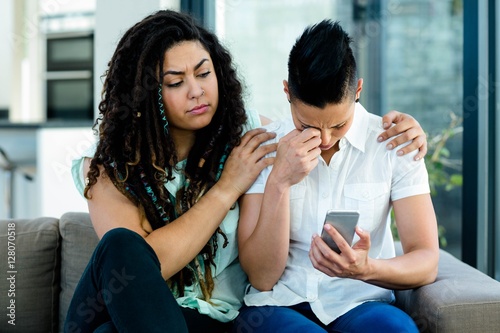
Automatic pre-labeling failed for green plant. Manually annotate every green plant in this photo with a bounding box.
[425,112,463,196]
[391,112,463,248]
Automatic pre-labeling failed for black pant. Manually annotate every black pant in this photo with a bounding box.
[64,228,230,333]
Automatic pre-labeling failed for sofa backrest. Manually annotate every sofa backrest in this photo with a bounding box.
[0,212,99,333]
[0,217,61,333]
[58,212,99,332]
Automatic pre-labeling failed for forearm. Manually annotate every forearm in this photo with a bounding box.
[365,194,439,289]
[239,180,291,291]
[362,248,438,290]
[146,180,241,280]
[238,127,321,290]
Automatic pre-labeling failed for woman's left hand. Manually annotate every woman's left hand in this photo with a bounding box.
[309,225,372,279]
[377,110,427,161]
[219,128,277,197]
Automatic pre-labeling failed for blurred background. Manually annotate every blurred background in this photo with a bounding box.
[0,0,498,280]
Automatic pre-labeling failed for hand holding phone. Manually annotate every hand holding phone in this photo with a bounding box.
[321,210,360,254]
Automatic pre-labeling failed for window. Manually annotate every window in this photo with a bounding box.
[45,32,94,120]
[46,77,93,120]
[46,34,93,71]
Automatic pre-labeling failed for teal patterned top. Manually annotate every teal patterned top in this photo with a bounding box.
[71,109,261,322]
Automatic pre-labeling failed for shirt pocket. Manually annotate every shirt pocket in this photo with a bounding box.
[343,183,389,231]
[290,183,307,233]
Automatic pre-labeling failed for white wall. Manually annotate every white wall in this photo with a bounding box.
[37,127,96,218]
[9,0,44,122]
[39,0,95,15]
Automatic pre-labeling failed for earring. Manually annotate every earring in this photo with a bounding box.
[158,85,169,134]
[355,98,359,103]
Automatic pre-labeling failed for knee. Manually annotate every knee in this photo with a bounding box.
[100,228,143,248]
[359,303,418,333]
[94,228,158,266]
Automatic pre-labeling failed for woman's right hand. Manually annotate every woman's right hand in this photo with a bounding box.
[218,128,277,196]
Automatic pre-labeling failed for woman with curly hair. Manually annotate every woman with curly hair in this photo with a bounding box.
[65,10,427,333]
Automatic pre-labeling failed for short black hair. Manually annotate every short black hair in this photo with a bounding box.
[287,20,357,108]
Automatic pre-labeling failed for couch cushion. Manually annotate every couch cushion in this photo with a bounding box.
[395,249,500,332]
[58,212,99,332]
[0,217,60,333]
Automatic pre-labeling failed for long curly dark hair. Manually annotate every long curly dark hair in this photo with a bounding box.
[84,10,247,300]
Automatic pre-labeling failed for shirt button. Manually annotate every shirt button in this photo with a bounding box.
[362,191,370,199]
[322,192,328,198]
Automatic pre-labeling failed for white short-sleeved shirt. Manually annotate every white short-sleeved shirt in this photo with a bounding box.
[71,109,262,322]
[244,103,430,325]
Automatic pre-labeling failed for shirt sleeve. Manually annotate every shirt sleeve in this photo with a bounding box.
[390,148,430,201]
[245,119,291,195]
[246,165,271,194]
[71,142,97,198]
[243,109,262,132]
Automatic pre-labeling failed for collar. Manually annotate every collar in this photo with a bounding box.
[342,103,369,153]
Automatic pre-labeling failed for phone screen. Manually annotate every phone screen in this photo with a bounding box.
[320,210,360,253]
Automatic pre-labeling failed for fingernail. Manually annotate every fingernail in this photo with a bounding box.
[414,156,421,161]
[324,224,331,230]
[377,136,383,142]
[397,150,404,156]
[386,144,393,150]
[383,122,389,129]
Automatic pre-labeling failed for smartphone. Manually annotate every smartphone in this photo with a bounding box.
[321,210,360,254]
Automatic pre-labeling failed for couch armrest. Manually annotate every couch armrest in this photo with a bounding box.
[395,248,500,332]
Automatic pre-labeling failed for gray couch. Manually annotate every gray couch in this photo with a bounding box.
[1,212,500,333]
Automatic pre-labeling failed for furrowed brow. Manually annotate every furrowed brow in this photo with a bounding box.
[194,58,208,70]
[162,58,209,77]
